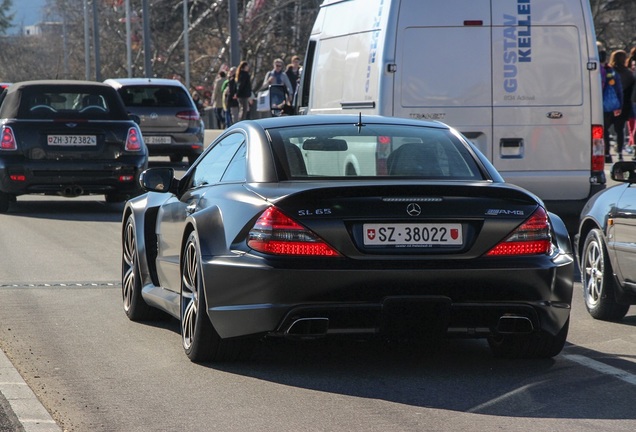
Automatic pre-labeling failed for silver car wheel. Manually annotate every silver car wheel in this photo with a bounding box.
[580,229,629,321]
[583,233,604,309]
[122,217,137,313]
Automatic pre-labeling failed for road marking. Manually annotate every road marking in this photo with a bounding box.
[563,354,636,385]
[0,349,62,432]
[0,282,120,288]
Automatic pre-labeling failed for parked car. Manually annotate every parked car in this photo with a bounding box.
[0,80,148,212]
[104,78,204,165]
[122,114,574,362]
[577,161,636,321]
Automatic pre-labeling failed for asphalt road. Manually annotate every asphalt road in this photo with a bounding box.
[1,159,636,432]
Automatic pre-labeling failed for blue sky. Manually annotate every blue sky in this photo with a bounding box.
[9,0,46,32]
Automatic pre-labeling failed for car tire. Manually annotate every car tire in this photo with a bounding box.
[170,155,183,163]
[180,231,252,362]
[487,318,569,359]
[122,215,161,321]
[106,193,128,203]
[187,155,198,165]
[0,192,11,213]
[581,229,630,321]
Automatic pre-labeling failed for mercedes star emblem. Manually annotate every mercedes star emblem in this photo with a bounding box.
[406,203,421,216]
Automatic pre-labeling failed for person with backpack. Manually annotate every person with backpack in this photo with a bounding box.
[600,47,624,163]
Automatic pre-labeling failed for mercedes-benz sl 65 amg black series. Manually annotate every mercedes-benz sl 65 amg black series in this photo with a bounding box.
[122,115,574,362]
[0,80,148,212]
[578,161,636,321]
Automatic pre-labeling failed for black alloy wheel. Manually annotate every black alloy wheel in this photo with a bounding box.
[180,231,252,362]
[122,214,158,320]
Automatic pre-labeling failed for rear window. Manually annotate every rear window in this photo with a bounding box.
[269,124,484,180]
[18,86,126,120]
[117,85,193,108]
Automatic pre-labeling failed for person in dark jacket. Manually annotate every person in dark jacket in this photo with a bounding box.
[223,67,238,127]
[235,61,253,121]
[608,50,633,161]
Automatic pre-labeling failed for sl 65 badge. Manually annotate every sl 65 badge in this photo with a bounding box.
[298,208,332,216]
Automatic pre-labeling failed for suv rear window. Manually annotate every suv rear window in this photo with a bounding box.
[117,86,192,108]
[17,86,126,120]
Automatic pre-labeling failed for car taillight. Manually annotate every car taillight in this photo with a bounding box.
[176,110,201,121]
[1,126,17,150]
[247,207,340,256]
[591,124,605,172]
[485,207,551,256]
[125,127,142,151]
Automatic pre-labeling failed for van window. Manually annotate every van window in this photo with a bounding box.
[400,27,492,107]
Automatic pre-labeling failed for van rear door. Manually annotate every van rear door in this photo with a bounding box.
[491,0,592,203]
[394,0,598,206]
[394,0,493,158]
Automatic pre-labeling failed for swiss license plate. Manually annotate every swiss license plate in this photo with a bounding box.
[363,223,463,246]
[144,136,171,144]
[48,135,97,146]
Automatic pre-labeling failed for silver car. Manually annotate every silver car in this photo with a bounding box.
[105,78,204,165]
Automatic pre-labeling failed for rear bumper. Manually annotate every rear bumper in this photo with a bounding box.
[0,156,147,196]
[201,252,574,340]
[143,131,204,157]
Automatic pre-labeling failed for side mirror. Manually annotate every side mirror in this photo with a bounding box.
[611,161,636,183]
[140,167,175,193]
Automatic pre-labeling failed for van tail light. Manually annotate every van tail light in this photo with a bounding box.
[485,207,552,256]
[591,124,605,172]
[176,110,201,121]
[247,207,341,256]
[125,127,142,151]
[1,126,17,150]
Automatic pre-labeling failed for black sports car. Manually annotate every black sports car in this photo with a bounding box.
[578,161,636,321]
[0,80,148,212]
[122,115,574,362]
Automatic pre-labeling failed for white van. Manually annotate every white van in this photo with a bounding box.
[296,0,605,227]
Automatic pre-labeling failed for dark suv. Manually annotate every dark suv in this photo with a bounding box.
[0,80,148,212]
[104,78,204,164]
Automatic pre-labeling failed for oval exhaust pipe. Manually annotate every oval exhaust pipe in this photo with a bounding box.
[285,318,329,339]
[496,315,533,334]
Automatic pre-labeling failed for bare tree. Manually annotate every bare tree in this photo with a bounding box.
[591,0,636,51]
[2,0,320,91]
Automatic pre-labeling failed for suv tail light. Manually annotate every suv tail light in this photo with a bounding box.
[176,110,201,121]
[125,127,142,151]
[485,207,551,256]
[1,126,17,150]
[247,207,340,256]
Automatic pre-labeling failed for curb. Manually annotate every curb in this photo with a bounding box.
[0,348,61,432]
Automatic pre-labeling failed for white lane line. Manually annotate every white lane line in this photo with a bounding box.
[563,354,636,385]
[0,348,62,432]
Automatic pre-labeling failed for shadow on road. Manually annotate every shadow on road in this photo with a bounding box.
[136,312,636,420]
